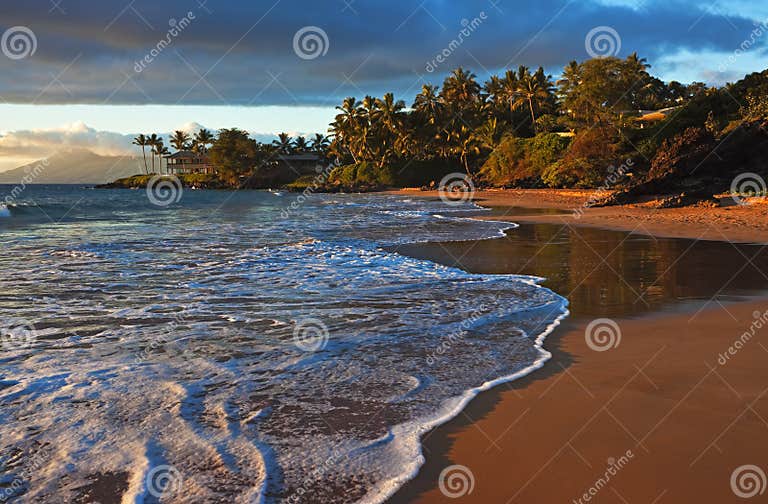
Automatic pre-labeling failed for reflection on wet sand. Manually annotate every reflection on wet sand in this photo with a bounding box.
[390,219,768,319]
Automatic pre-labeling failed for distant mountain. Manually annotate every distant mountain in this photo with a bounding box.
[0,149,145,184]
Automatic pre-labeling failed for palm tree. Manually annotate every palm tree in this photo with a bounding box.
[132,134,150,174]
[474,117,501,151]
[500,70,520,123]
[310,134,330,156]
[152,139,168,174]
[513,67,554,133]
[330,97,362,163]
[193,129,214,154]
[557,60,581,109]
[413,84,442,125]
[159,146,171,174]
[273,133,294,154]
[374,92,406,167]
[170,130,191,151]
[454,124,480,175]
[442,68,481,107]
[294,136,309,152]
[147,134,161,173]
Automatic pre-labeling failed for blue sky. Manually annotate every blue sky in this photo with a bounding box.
[0,0,767,169]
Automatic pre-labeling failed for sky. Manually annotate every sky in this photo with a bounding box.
[0,0,767,170]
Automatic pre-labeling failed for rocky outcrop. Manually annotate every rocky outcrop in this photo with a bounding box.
[596,121,768,207]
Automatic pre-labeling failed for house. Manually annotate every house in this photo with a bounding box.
[635,106,682,127]
[165,150,215,175]
[268,153,325,175]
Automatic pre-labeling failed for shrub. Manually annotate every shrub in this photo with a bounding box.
[327,162,397,189]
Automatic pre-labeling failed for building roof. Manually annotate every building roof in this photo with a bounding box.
[636,106,682,122]
[275,153,321,162]
[165,150,205,159]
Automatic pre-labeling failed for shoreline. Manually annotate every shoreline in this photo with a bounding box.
[387,188,768,243]
[386,189,768,503]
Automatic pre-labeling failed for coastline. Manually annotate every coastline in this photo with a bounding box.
[385,189,768,503]
[387,189,768,243]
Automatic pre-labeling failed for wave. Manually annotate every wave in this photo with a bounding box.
[0,189,569,503]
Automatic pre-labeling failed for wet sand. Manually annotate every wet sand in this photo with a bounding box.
[386,191,768,503]
[389,188,768,243]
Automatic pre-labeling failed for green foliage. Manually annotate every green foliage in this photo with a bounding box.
[284,174,323,191]
[123,61,768,191]
[528,134,571,172]
[542,128,621,188]
[327,162,397,189]
[208,128,260,185]
[479,133,570,187]
[103,173,223,189]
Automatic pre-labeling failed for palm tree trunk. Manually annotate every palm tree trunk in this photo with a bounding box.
[462,152,470,175]
[141,147,148,174]
[528,97,537,133]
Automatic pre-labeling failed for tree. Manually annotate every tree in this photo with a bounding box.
[171,130,191,151]
[512,67,555,133]
[329,97,363,163]
[147,134,161,173]
[311,134,330,157]
[373,93,406,167]
[442,67,482,109]
[294,136,309,152]
[209,128,259,185]
[193,129,215,154]
[500,69,521,125]
[557,61,581,103]
[155,143,170,174]
[132,134,150,174]
[474,117,501,151]
[273,133,294,154]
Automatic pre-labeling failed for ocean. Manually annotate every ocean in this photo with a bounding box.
[0,185,568,503]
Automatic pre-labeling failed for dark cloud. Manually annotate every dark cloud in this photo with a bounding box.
[0,0,764,106]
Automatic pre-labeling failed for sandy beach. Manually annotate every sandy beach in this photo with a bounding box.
[390,189,768,243]
[388,189,768,503]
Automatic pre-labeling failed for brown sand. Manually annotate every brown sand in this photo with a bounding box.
[389,189,768,243]
[386,189,768,503]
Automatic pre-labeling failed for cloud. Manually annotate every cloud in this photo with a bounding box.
[0,122,312,163]
[0,122,135,158]
[0,0,765,107]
